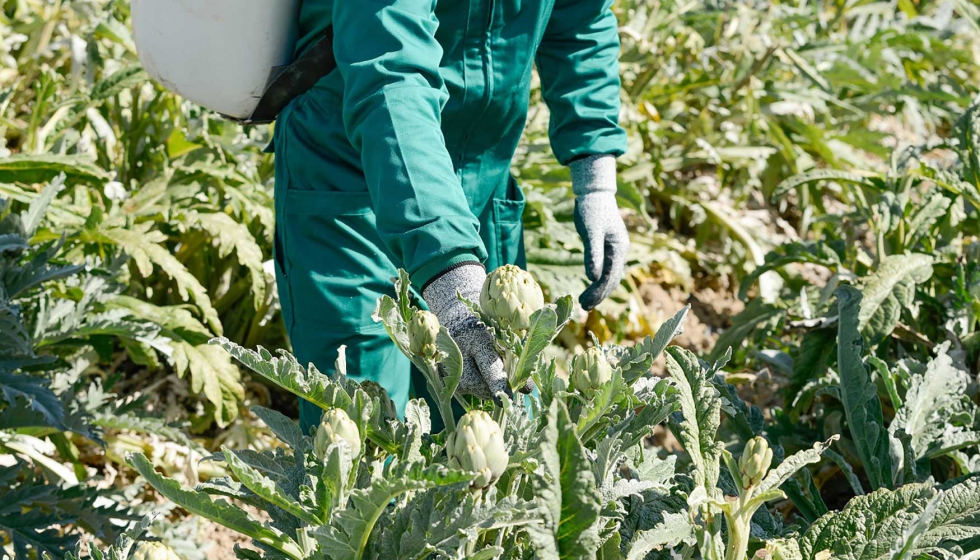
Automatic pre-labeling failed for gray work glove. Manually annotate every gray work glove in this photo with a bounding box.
[422,263,509,399]
[571,154,630,310]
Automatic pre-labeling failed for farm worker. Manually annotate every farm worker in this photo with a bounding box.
[272,0,630,434]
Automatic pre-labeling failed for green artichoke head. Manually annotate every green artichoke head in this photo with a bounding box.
[738,436,773,490]
[360,381,398,421]
[131,542,181,560]
[569,346,613,397]
[314,408,362,459]
[480,265,545,337]
[447,410,509,490]
[408,310,441,359]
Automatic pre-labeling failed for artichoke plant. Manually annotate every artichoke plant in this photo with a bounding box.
[569,346,613,397]
[408,310,441,360]
[446,411,509,490]
[757,539,803,560]
[131,542,182,560]
[361,381,398,421]
[480,265,545,337]
[738,436,773,490]
[314,408,362,459]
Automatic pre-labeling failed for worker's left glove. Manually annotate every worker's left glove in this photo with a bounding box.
[571,154,630,310]
[422,263,509,400]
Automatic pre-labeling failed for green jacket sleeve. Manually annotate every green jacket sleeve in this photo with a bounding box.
[333,0,486,287]
[536,0,628,166]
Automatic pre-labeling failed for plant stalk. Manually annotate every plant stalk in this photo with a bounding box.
[424,360,456,432]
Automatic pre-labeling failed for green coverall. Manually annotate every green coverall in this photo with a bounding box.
[272,0,627,433]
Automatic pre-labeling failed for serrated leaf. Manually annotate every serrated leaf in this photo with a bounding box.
[752,438,837,505]
[185,211,266,310]
[891,343,977,461]
[65,514,155,560]
[312,463,474,560]
[21,177,65,238]
[211,337,351,414]
[665,347,722,491]
[251,406,303,451]
[0,372,65,430]
[101,226,222,334]
[0,154,109,185]
[127,453,303,559]
[510,295,574,390]
[624,512,692,560]
[220,446,319,526]
[858,254,933,345]
[172,341,243,427]
[612,306,691,384]
[800,477,980,560]
[106,296,212,343]
[379,491,539,559]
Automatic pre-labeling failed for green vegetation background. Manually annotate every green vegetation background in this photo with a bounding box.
[2,0,980,558]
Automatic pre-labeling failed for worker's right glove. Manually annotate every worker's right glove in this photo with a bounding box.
[422,263,509,400]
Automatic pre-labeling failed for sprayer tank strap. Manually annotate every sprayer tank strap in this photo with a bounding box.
[241,26,335,125]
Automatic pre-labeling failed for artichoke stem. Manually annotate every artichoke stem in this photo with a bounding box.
[296,527,316,557]
[724,497,752,560]
[424,360,456,433]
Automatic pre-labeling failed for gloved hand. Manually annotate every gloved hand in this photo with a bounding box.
[422,263,509,399]
[571,154,630,310]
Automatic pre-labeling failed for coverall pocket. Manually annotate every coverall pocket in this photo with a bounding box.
[280,188,391,334]
[492,177,527,269]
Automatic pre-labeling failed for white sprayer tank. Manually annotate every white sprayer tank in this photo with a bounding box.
[131,0,301,120]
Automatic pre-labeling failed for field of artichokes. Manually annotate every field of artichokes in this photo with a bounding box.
[3,0,980,559]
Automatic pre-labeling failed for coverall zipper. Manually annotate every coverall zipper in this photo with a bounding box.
[458,0,496,168]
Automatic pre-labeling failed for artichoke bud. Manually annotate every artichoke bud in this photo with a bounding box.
[480,265,545,337]
[131,542,181,560]
[570,347,613,397]
[314,408,362,460]
[408,310,441,359]
[360,381,397,421]
[738,436,773,490]
[447,411,509,490]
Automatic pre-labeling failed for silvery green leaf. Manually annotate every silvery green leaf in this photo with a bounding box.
[221,445,320,526]
[665,346,722,492]
[890,342,978,461]
[313,463,475,560]
[624,512,692,560]
[251,406,304,451]
[835,287,895,491]
[127,453,304,560]
[800,477,980,560]
[753,437,837,501]
[212,337,351,415]
[509,295,574,389]
[22,177,65,238]
[611,305,690,383]
[857,254,933,346]
[526,400,603,559]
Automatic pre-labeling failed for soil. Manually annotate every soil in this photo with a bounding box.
[638,280,745,373]
[196,518,259,559]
